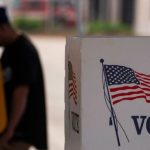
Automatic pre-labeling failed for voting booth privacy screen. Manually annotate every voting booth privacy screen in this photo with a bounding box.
[65,37,150,150]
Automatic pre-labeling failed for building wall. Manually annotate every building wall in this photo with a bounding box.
[86,0,122,23]
[134,0,150,35]
[86,0,150,35]
[109,0,121,24]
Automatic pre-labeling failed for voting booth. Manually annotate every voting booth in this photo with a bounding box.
[65,37,150,150]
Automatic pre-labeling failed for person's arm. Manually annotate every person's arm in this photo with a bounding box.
[0,86,29,144]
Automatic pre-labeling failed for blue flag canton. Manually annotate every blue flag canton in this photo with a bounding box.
[104,65,140,86]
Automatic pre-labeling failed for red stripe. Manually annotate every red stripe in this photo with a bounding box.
[69,90,77,99]
[136,74,150,81]
[74,99,77,104]
[69,86,77,95]
[69,92,74,98]
[111,90,150,99]
[69,90,77,101]
[137,77,150,84]
[140,87,150,92]
[72,83,77,94]
[113,95,150,105]
[69,88,74,93]
[110,85,139,92]
[141,82,150,88]
[68,71,78,104]
[110,84,150,93]
[73,95,77,100]
[73,83,77,89]
[135,71,150,78]
[69,80,77,93]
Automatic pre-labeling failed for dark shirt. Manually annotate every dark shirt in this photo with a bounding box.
[1,34,47,149]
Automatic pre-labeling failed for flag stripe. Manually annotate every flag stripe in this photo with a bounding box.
[110,84,150,93]
[112,93,150,102]
[136,77,150,84]
[135,71,150,78]
[69,85,77,93]
[69,89,76,95]
[68,71,77,104]
[69,87,77,97]
[139,87,150,92]
[113,95,150,105]
[69,85,77,94]
[69,92,74,98]
[141,82,150,88]
[111,90,150,99]
[110,86,150,99]
[69,89,77,100]
[136,75,150,83]
[110,85,139,92]
[136,72,149,78]
[69,92,77,100]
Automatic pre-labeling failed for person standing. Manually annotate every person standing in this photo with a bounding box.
[0,7,48,150]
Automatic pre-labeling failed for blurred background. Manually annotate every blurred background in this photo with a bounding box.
[7,0,150,36]
[3,0,150,150]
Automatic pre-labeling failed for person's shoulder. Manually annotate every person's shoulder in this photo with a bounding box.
[19,34,37,51]
[16,34,38,56]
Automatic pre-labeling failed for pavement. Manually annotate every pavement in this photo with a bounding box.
[30,35,66,150]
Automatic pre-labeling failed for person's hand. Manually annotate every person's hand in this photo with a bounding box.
[0,128,14,146]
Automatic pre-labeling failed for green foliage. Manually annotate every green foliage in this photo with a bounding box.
[87,21,132,35]
[13,17,43,31]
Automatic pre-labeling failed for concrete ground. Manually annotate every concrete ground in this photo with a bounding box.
[30,35,66,150]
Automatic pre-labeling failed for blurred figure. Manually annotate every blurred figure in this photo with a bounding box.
[0,7,47,150]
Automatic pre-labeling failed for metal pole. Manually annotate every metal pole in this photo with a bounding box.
[100,59,121,147]
[75,0,83,36]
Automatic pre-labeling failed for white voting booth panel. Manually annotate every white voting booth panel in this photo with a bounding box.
[65,37,150,150]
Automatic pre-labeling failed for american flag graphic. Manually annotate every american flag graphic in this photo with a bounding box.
[68,61,77,105]
[104,65,150,105]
